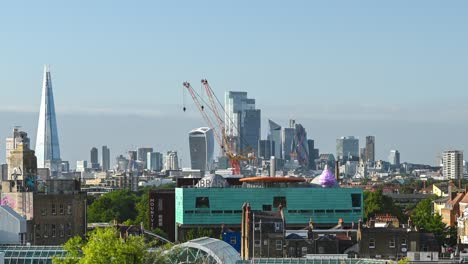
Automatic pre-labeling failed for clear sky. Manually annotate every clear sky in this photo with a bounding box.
[0,1,467,167]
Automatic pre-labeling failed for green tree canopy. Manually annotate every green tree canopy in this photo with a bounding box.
[87,190,139,223]
[363,190,404,221]
[53,228,147,264]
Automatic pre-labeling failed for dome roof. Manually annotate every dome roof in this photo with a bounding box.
[195,174,229,188]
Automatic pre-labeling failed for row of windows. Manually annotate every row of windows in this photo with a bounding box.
[195,194,362,209]
[35,223,73,238]
[369,238,406,249]
[185,210,243,214]
[254,239,283,250]
[40,204,72,216]
[287,209,361,214]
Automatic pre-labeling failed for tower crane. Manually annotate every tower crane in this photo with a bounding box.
[182,80,255,175]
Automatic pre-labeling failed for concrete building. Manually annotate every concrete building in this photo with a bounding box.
[336,137,359,162]
[307,140,319,170]
[147,152,163,171]
[165,151,179,171]
[149,189,176,241]
[137,147,153,166]
[388,150,400,167]
[268,120,282,159]
[224,91,261,155]
[5,128,30,161]
[443,150,463,180]
[76,160,87,173]
[90,147,99,170]
[189,127,214,172]
[35,65,62,176]
[101,145,110,171]
[365,136,375,163]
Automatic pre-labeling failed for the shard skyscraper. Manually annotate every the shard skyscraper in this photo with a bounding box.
[35,65,61,176]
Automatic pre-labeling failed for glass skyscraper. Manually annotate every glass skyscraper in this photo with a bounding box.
[189,127,215,172]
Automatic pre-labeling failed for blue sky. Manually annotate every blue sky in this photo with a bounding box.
[0,1,467,166]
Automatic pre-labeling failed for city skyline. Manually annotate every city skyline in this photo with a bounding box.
[0,1,467,167]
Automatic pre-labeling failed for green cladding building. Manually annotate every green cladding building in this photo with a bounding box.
[175,175,363,241]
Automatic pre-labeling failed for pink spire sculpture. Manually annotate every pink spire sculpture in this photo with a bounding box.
[319,166,337,187]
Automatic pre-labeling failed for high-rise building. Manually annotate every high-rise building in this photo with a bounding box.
[281,127,295,161]
[6,127,30,160]
[268,120,282,158]
[137,147,153,165]
[388,150,400,166]
[307,139,319,170]
[101,146,110,171]
[336,136,359,161]
[224,91,261,155]
[90,147,100,170]
[165,151,179,171]
[443,150,463,180]
[116,155,129,172]
[189,127,214,172]
[291,123,309,167]
[365,136,375,162]
[147,152,163,171]
[35,66,61,176]
[76,160,87,172]
[258,139,275,160]
[128,151,137,161]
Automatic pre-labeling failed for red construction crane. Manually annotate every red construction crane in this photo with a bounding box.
[182,80,254,175]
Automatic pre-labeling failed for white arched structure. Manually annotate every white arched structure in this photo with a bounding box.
[172,237,240,264]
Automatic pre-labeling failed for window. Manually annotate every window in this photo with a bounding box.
[275,222,282,232]
[195,197,210,208]
[273,196,287,208]
[352,194,361,207]
[185,210,194,214]
[262,205,272,211]
[212,210,223,213]
[44,224,49,238]
[369,238,375,248]
[401,239,407,246]
[35,224,41,238]
[67,223,72,236]
[276,240,283,250]
[389,239,395,248]
[254,223,261,231]
[59,224,65,237]
[59,204,64,214]
[51,204,56,215]
[158,199,163,211]
[41,208,46,216]
[67,204,72,215]
[230,237,237,245]
[233,210,242,213]
[254,240,261,247]
[51,224,56,237]
[302,247,308,256]
[314,209,325,213]
[326,209,334,213]
[158,215,163,227]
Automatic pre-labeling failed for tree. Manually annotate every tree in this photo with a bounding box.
[411,198,453,246]
[363,190,404,221]
[87,190,138,223]
[53,228,147,264]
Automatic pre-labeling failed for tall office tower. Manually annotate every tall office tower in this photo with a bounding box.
[35,65,62,176]
[365,136,375,162]
[359,148,366,161]
[268,120,282,158]
[443,150,464,180]
[116,155,129,172]
[76,160,87,172]
[165,151,179,171]
[90,147,100,170]
[128,151,137,161]
[224,91,261,155]
[189,127,214,172]
[147,152,163,171]
[336,136,359,162]
[281,127,295,161]
[6,128,30,160]
[291,123,309,167]
[101,146,110,171]
[388,150,400,166]
[60,161,70,172]
[307,139,319,170]
[258,140,275,160]
[137,147,153,165]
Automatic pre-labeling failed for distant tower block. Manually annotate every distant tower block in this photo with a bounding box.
[35,65,62,176]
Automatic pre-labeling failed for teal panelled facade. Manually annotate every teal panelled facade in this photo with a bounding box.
[176,187,363,225]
